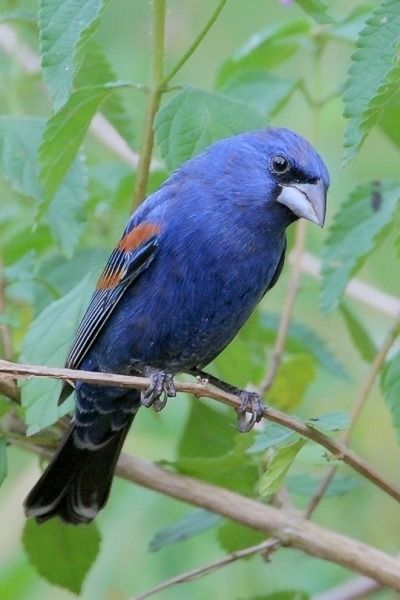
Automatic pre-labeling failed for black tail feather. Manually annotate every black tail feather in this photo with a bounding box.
[24,417,134,525]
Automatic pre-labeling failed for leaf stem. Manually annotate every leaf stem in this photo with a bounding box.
[132,0,166,208]
[161,0,229,86]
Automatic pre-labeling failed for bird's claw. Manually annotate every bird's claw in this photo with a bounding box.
[236,390,264,432]
[141,371,176,412]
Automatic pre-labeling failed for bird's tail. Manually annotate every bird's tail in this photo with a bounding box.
[24,415,135,525]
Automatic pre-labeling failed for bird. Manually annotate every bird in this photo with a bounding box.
[24,127,329,524]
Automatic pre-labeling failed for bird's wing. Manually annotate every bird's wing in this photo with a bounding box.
[59,220,162,404]
[264,238,287,295]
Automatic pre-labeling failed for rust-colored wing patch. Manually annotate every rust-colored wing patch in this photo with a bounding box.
[118,222,161,252]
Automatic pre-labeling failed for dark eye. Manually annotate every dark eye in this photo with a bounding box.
[271,155,289,174]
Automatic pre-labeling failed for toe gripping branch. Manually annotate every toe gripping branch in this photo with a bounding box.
[189,368,265,432]
[141,369,176,412]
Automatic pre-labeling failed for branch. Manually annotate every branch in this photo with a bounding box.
[313,575,381,600]
[2,359,400,504]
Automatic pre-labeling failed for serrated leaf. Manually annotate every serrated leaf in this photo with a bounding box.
[20,275,94,434]
[149,509,221,552]
[39,0,110,109]
[343,0,400,161]
[215,21,310,88]
[155,86,264,171]
[259,438,305,496]
[321,180,400,312]
[381,351,400,443]
[295,0,334,24]
[0,437,7,485]
[268,354,316,410]
[287,473,360,497]
[247,423,297,454]
[340,303,376,362]
[220,71,298,117]
[262,314,349,380]
[217,520,264,554]
[38,83,126,204]
[307,411,349,432]
[22,519,100,594]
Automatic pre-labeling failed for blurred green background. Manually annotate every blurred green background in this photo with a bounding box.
[1,1,400,598]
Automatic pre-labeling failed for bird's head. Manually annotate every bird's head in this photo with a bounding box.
[260,128,329,227]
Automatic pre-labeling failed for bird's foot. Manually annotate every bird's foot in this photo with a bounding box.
[236,390,265,433]
[141,370,176,412]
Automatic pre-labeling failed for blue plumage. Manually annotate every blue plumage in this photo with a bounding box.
[24,127,329,523]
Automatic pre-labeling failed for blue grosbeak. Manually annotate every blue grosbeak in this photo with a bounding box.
[25,127,329,524]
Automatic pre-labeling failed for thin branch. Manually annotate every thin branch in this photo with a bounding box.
[132,0,166,207]
[130,539,279,600]
[161,0,229,86]
[259,219,307,396]
[2,359,400,504]
[313,575,381,600]
[305,312,400,518]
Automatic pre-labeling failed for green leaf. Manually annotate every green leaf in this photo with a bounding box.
[262,314,349,380]
[381,351,400,443]
[247,423,296,454]
[379,88,400,149]
[217,520,264,554]
[38,83,126,204]
[249,593,309,600]
[321,180,400,312]
[149,509,221,552]
[46,154,87,258]
[329,5,373,43]
[287,473,360,497]
[155,86,264,171]
[20,275,94,434]
[268,354,316,410]
[0,437,7,486]
[295,0,334,24]
[343,0,400,161]
[215,21,310,88]
[220,71,298,117]
[307,411,349,432]
[178,399,236,459]
[23,519,100,594]
[340,303,376,362]
[259,438,305,496]
[39,0,110,109]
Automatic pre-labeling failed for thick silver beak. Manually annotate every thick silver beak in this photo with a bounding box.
[277,179,327,227]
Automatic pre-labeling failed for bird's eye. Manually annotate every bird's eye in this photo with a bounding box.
[271,155,289,174]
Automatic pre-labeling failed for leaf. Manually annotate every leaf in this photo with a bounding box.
[340,303,376,362]
[379,88,400,149]
[259,438,305,496]
[149,509,222,552]
[307,411,349,432]
[295,0,334,24]
[46,154,87,257]
[329,5,373,43]
[381,351,400,443]
[215,21,310,88]
[38,83,127,204]
[262,314,349,380]
[248,593,309,600]
[321,180,400,312]
[217,520,264,554]
[343,0,400,161]
[0,117,88,256]
[220,71,298,117]
[39,0,111,109]
[178,399,236,459]
[22,519,100,594]
[0,437,7,486]
[155,86,264,171]
[20,275,94,434]
[247,423,296,454]
[268,354,316,410]
[287,473,360,497]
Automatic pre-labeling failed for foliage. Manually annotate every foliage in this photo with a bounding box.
[0,0,400,598]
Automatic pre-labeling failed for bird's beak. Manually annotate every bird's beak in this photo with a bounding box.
[277,179,327,227]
